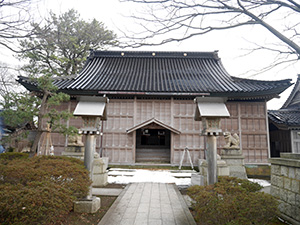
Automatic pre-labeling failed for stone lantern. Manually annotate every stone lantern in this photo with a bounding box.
[73,96,108,213]
[194,97,230,185]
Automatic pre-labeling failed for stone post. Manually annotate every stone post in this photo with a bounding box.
[207,135,217,184]
[194,97,230,186]
[73,96,108,213]
[84,133,95,199]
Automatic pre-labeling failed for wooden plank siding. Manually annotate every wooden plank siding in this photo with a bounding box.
[239,102,269,163]
[291,130,300,153]
[269,129,291,157]
[48,99,270,165]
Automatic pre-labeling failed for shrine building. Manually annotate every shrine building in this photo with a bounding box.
[18,50,292,165]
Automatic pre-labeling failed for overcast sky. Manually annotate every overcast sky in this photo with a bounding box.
[3,0,300,109]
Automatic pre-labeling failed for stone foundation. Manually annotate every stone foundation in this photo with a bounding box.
[194,158,230,185]
[92,157,108,187]
[221,149,247,179]
[62,146,84,160]
[270,153,300,225]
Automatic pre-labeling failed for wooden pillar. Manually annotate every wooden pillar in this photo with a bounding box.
[65,101,72,148]
[238,102,242,151]
[171,97,174,164]
[265,100,271,158]
[170,132,174,165]
[133,131,136,163]
[133,97,137,163]
[171,97,174,126]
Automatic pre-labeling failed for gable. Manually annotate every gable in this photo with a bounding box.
[127,118,181,134]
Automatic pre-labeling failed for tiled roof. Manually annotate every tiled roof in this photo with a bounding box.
[281,75,300,109]
[268,75,300,128]
[18,50,292,99]
[268,109,300,127]
[17,75,76,93]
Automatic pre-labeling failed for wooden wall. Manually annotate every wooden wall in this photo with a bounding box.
[49,98,270,164]
[269,129,291,157]
[291,130,300,153]
[238,102,269,163]
[102,99,134,163]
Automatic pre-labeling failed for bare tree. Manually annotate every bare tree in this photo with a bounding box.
[0,62,21,99]
[0,0,37,52]
[122,0,300,65]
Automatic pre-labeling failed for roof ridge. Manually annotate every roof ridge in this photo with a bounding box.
[90,50,220,60]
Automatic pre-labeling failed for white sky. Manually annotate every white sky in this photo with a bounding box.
[2,0,299,109]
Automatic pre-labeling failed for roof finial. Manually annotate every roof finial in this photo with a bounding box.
[89,49,95,59]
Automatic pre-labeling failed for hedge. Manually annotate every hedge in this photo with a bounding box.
[188,176,279,225]
[0,155,91,224]
[0,152,29,162]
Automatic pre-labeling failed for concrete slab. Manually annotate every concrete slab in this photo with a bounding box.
[92,188,123,196]
[98,183,196,225]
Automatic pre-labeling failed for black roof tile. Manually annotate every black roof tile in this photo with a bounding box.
[18,50,292,99]
[268,109,300,127]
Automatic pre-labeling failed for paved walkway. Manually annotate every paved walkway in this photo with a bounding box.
[98,182,196,225]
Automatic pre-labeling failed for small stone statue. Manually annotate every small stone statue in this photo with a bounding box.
[68,134,84,147]
[94,152,100,158]
[223,132,240,149]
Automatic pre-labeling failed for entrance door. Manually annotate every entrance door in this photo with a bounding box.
[136,128,170,163]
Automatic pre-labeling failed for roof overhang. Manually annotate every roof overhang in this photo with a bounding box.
[126,118,181,134]
[194,97,230,121]
[73,96,108,120]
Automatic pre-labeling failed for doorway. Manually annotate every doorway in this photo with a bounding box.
[136,128,170,163]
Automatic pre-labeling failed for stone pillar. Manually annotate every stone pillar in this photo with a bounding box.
[74,132,101,213]
[193,97,230,185]
[72,96,108,213]
[84,134,94,173]
[207,135,217,185]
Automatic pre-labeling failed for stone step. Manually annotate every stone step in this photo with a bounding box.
[136,158,170,163]
[136,148,170,152]
[136,148,170,162]
[137,151,169,155]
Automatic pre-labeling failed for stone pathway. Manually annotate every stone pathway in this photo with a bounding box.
[98,182,196,225]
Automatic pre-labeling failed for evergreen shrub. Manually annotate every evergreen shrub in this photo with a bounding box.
[0,156,91,224]
[0,152,29,161]
[188,176,278,225]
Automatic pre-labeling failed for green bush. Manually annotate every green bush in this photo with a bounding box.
[188,176,278,225]
[0,156,91,224]
[0,152,29,162]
